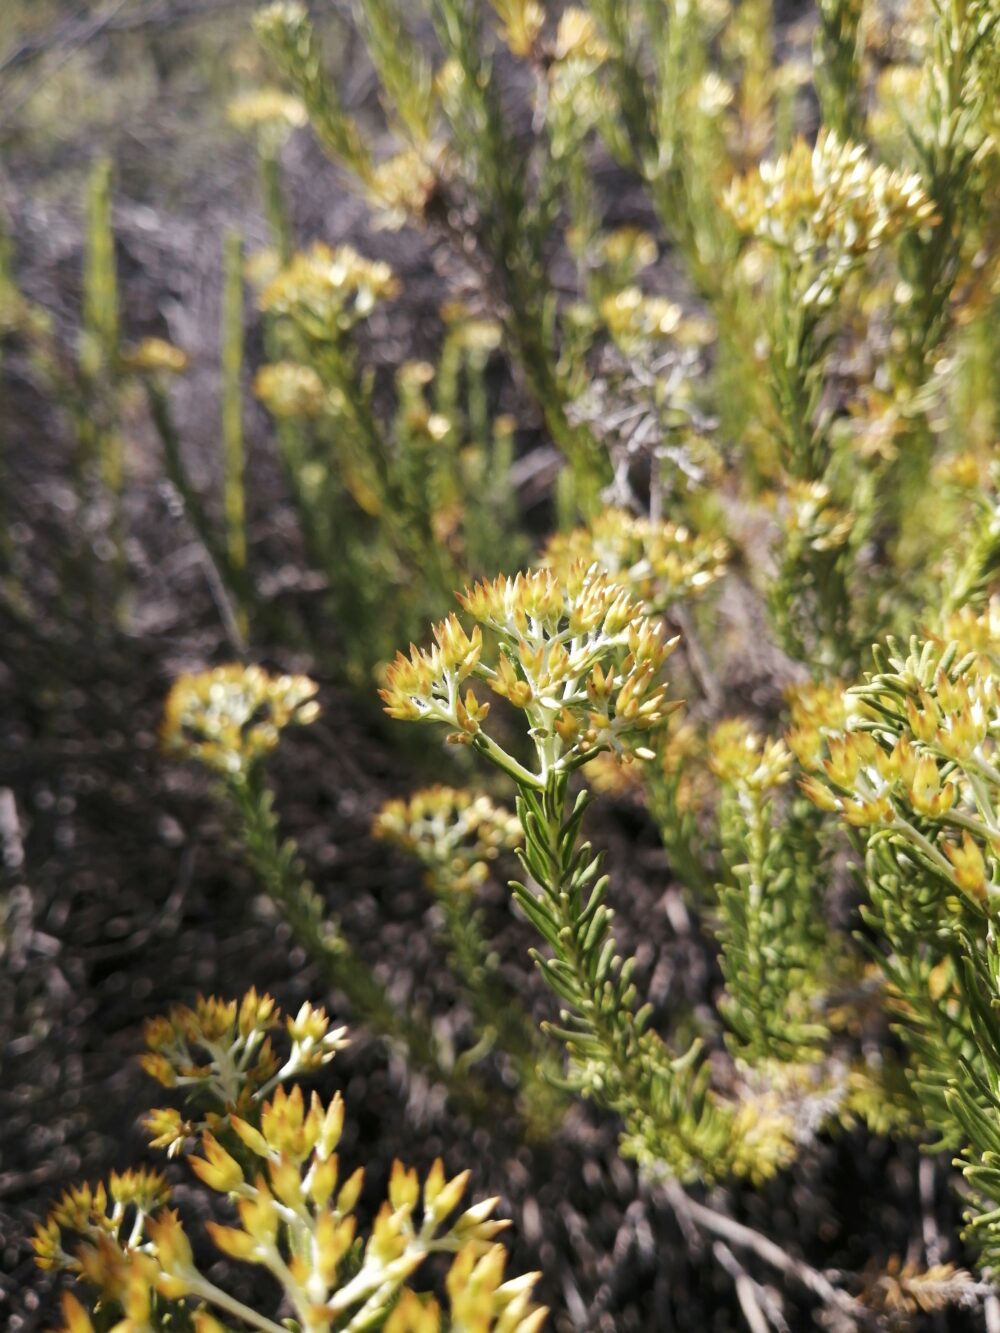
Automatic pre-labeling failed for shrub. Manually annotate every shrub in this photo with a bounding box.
[16,0,1000,1325]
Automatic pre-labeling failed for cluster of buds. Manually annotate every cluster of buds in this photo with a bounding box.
[41,1125,538,1333]
[798,634,1000,906]
[542,507,728,611]
[140,990,347,1153]
[723,131,935,309]
[490,0,545,58]
[260,242,399,338]
[785,677,849,771]
[545,8,612,159]
[596,227,658,286]
[379,567,681,787]
[226,87,308,153]
[551,8,609,64]
[253,360,328,418]
[161,664,319,777]
[180,1094,518,1325]
[777,480,854,554]
[935,599,1000,674]
[373,787,523,894]
[599,287,686,350]
[368,145,443,229]
[387,1243,547,1332]
[120,337,189,376]
[37,991,544,1332]
[32,1168,172,1284]
[709,719,793,793]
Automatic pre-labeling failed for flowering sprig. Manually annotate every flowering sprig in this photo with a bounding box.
[139,990,347,1154]
[374,786,523,895]
[800,633,1000,907]
[709,719,793,794]
[382,574,790,1184]
[161,664,320,777]
[723,132,934,310]
[374,788,563,1128]
[36,992,546,1333]
[380,566,681,788]
[259,241,400,338]
[723,131,935,490]
[796,630,1000,1272]
[162,667,490,1114]
[541,508,728,613]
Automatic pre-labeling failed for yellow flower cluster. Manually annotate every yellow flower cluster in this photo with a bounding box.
[185,1090,515,1312]
[600,227,658,276]
[33,1168,172,1275]
[226,87,307,134]
[120,337,189,375]
[253,360,328,418]
[161,664,320,776]
[785,677,849,771]
[140,990,347,1152]
[723,131,935,307]
[42,1107,538,1333]
[935,599,1000,673]
[260,242,400,336]
[779,480,854,553]
[386,1243,546,1331]
[599,287,683,347]
[374,787,523,894]
[709,719,793,793]
[380,568,681,785]
[799,632,1000,905]
[491,0,545,58]
[552,8,609,63]
[38,990,545,1332]
[369,146,442,228]
[542,507,729,611]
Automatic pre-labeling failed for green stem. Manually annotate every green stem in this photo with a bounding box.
[222,229,249,638]
[511,773,734,1181]
[227,768,495,1118]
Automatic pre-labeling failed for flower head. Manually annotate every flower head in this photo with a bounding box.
[542,508,728,611]
[139,989,345,1133]
[121,338,188,375]
[374,787,523,893]
[226,87,308,136]
[553,8,609,63]
[723,130,934,309]
[599,287,683,348]
[709,720,792,792]
[161,664,319,776]
[369,146,444,229]
[260,242,399,337]
[381,567,680,785]
[254,361,327,418]
[799,637,1000,907]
